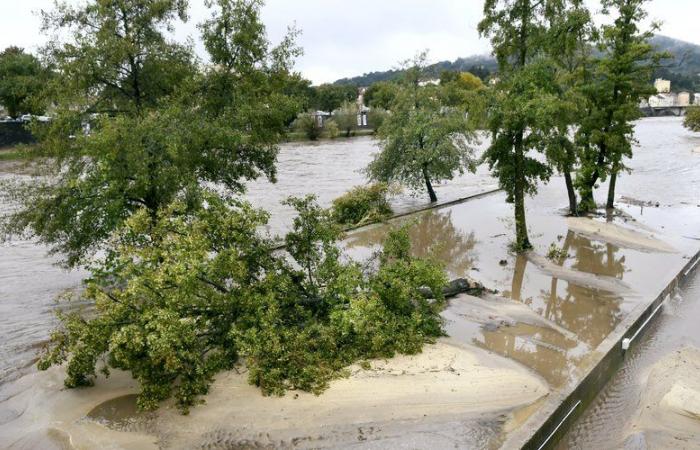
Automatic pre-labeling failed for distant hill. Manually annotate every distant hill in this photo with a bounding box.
[334,35,700,92]
[333,55,498,86]
[650,35,700,92]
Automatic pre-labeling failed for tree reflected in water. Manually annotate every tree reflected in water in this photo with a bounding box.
[475,230,628,387]
[344,210,477,279]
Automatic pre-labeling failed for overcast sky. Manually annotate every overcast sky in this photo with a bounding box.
[2,0,698,84]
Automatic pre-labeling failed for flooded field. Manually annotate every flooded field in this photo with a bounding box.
[0,117,699,449]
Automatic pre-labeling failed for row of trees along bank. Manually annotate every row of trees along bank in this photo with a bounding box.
[367,0,663,251]
[0,0,682,412]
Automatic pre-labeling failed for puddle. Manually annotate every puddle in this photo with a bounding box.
[86,394,155,433]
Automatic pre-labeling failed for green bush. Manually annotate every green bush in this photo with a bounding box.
[331,183,393,226]
[367,107,388,132]
[684,105,700,132]
[333,101,358,137]
[324,119,340,139]
[38,192,446,412]
[292,112,321,140]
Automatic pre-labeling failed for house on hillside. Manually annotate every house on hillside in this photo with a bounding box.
[678,92,691,107]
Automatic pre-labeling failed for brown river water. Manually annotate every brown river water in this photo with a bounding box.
[0,117,698,449]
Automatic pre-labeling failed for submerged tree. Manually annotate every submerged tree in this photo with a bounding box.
[1,0,301,266]
[367,54,477,203]
[479,0,565,250]
[575,0,661,211]
[542,0,594,216]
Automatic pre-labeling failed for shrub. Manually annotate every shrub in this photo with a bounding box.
[324,119,339,139]
[684,105,700,132]
[331,183,393,226]
[38,192,446,412]
[367,107,388,132]
[292,112,320,140]
[333,101,358,137]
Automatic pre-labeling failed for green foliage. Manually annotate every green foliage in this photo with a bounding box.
[364,81,399,110]
[0,47,49,118]
[546,243,569,261]
[331,183,393,226]
[2,0,300,267]
[479,0,568,251]
[368,53,477,203]
[575,0,662,210]
[439,72,485,109]
[333,101,358,137]
[37,193,274,412]
[684,105,700,132]
[293,112,321,140]
[324,119,340,139]
[38,194,447,411]
[311,84,358,112]
[541,0,595,216]
[367,107,388,131]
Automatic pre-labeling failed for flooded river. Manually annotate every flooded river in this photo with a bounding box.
[0,117,698,449]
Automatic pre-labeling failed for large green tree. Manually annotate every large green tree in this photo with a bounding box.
[0,47,48,118]
[542,0,593,216]
[575,0,661,210]
[2,0,300,267]
[479,0,564,250]
[364,81,399,110]
[367,54,478,203]
[310,83,357,112]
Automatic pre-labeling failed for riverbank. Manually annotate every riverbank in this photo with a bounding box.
[284,128,375,142]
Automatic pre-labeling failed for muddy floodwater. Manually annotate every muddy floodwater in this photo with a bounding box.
[0,117,699,449]
[559,271,700,449]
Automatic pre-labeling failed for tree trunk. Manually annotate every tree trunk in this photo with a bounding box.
[564,170,578,216]
[422,164,437,203]
[607,167,617,209]
[513,131,531,251]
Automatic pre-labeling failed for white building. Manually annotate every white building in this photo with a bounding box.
[654,78,671,94]
[678,92,691,107]
[648,93,677,108]
[695,94,700,105]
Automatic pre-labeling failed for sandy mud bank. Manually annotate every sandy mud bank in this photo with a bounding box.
[1,341,548,449]
[567,217,677,253]
[624,346,700,449]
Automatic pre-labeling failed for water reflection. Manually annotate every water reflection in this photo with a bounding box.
[344,209,477,279]
[344,203,631,388]
[482,231,627,386]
